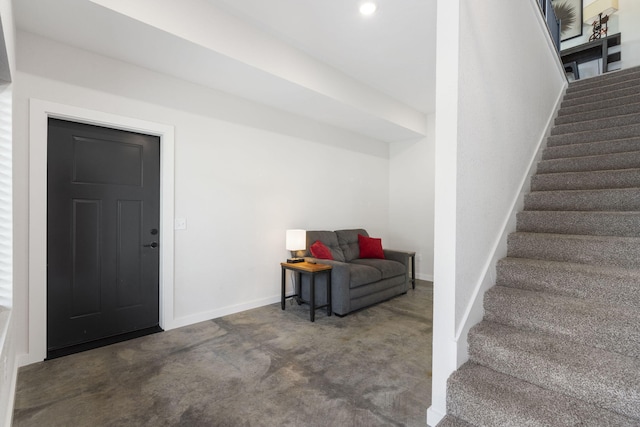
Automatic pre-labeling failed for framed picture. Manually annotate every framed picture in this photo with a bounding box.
[552,0,583,41]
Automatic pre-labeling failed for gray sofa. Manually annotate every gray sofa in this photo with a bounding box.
[296,229,411,315]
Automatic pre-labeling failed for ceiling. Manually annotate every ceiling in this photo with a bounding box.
[13,0,437,142]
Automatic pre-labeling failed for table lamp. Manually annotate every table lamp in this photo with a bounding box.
[584,0,618,41]
[286,229,306,263]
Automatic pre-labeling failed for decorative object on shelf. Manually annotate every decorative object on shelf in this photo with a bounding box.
[286,229,306,263]
[552,0,583,41]
[584,0,618,41]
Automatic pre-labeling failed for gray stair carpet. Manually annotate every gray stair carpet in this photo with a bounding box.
[438,66,640,426]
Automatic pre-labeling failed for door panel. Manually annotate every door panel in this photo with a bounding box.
[47,118,160,357]
[117,200,143,308]
[71,199,102,318]
[73,136,143,186]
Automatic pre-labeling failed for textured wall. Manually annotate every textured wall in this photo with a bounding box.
[429,0,567,424]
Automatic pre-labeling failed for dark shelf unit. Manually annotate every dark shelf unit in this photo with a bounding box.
[561,33,621,79]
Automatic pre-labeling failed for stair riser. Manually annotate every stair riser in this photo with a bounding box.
[435,415,474,427]
[530,169,640,191]
[524,189,640,211]
[558,93,640,117]
[551,113,640,136]
[542,138,640,160]
[564,78,640,101]
[507,233,640,268]
[561,86,640,109]
[517,211,640,237]
[537,151,640,174]
[555,102,640,126]
[468,323,640,420]
[484,286,640,359]
[496,258,640,309]
[447,363,640,427]
[568,67,640,92]
[547,124,640,147]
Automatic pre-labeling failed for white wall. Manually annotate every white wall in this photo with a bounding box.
[388,114,435,281]
[13,32,400,364]
[618,0,640,69]
[0,0,16,424]
[428,0,567,424]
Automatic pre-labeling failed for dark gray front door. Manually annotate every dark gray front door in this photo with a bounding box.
[47,118,161,358]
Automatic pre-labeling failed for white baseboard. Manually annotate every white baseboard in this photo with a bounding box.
[427,405,446,426]
[166,295,280,330]
[418,273,434,282]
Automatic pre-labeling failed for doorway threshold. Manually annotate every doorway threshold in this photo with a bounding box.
[46,325,164,360]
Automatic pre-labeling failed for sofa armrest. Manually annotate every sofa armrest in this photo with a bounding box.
[383,249,410,267]
[383,250,412,292]
[304,257,352,315]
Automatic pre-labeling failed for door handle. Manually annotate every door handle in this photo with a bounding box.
[143,242,158,248]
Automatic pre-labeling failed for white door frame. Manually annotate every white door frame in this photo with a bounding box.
[25,99,176,365]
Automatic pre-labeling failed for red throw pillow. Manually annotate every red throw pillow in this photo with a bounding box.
[358,234,385,259]
[310,240,334,260]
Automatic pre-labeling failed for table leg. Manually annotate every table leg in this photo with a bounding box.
[310,274,315,322]
[281,266,286,310]
[326,271,332,316]
[411,255,416,289]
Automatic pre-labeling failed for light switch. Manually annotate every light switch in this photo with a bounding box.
[175,218,187,230]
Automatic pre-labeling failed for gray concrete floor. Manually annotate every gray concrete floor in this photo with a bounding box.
[13,281,433,426]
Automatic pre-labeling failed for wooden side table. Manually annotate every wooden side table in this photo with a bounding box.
[281,261,332,322]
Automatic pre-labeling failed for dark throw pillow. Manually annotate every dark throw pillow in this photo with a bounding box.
[358,234,385,259]
[310,240,334,260]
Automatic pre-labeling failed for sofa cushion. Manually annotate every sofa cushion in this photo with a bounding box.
[351,258,405,280]
[310,240,333,260]
[305,231,345,262]
[358,234,385,259]
[347,263,382,288]
[336,228,368,262]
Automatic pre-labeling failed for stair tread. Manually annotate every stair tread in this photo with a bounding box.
[561,85,640,109]
[510,230,640,241]
[568,67,640,91]
[564,78,640,101]
[547,122,640,147]
[530,168,640,191]
[524,187,640,211]
[542,137,640,160]
[469,321,640,420]
[552,112,640,136]
[557,93,640,117]
[448,362,640,427]
[496,257,640,309]
[507,232,640,268]
[537,150,640,174]
[485,285,640,358]
[436,415,474,427]
[517,210,640,237]
[555,101,640,126]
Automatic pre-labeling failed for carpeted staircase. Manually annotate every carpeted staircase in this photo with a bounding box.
[438,66,640,426]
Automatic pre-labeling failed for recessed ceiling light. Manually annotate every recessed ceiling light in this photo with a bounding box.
[359,2,377,16]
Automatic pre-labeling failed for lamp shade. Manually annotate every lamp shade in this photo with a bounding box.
[286,229,306,251]
[584,0,618,24]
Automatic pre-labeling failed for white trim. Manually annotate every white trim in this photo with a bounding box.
[23,99,175,365]
[418,273,434,282]
[453,85,567,343]
[426,405,446,427]
[170,295,280,330]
